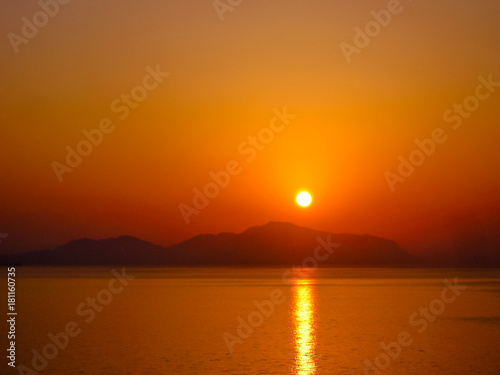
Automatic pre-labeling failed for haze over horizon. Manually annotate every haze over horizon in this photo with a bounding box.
[1,0,499,261]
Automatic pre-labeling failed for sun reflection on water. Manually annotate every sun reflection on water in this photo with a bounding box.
[293,279,317,375]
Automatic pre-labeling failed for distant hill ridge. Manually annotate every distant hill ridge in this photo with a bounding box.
[0,222,423,266]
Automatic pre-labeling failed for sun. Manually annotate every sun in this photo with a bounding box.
[296,191,312,207]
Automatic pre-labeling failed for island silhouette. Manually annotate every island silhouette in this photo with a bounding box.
[1,222,428,266]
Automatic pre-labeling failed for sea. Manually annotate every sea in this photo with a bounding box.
[6,267,500,375]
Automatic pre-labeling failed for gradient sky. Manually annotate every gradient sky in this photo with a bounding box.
[1,0,499,259]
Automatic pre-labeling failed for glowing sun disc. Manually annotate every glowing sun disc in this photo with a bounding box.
[296,192,312,207]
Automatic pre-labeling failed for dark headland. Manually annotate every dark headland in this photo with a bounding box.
[1,222,490,267]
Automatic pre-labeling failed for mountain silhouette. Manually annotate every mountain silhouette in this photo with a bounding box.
[0,222,423,266]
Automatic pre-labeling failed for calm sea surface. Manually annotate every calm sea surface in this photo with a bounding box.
[8,267,500,375]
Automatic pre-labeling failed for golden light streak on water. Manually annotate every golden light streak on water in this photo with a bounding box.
[293,279,317,375]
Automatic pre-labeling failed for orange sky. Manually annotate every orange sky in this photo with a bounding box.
[1,0,499,258]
